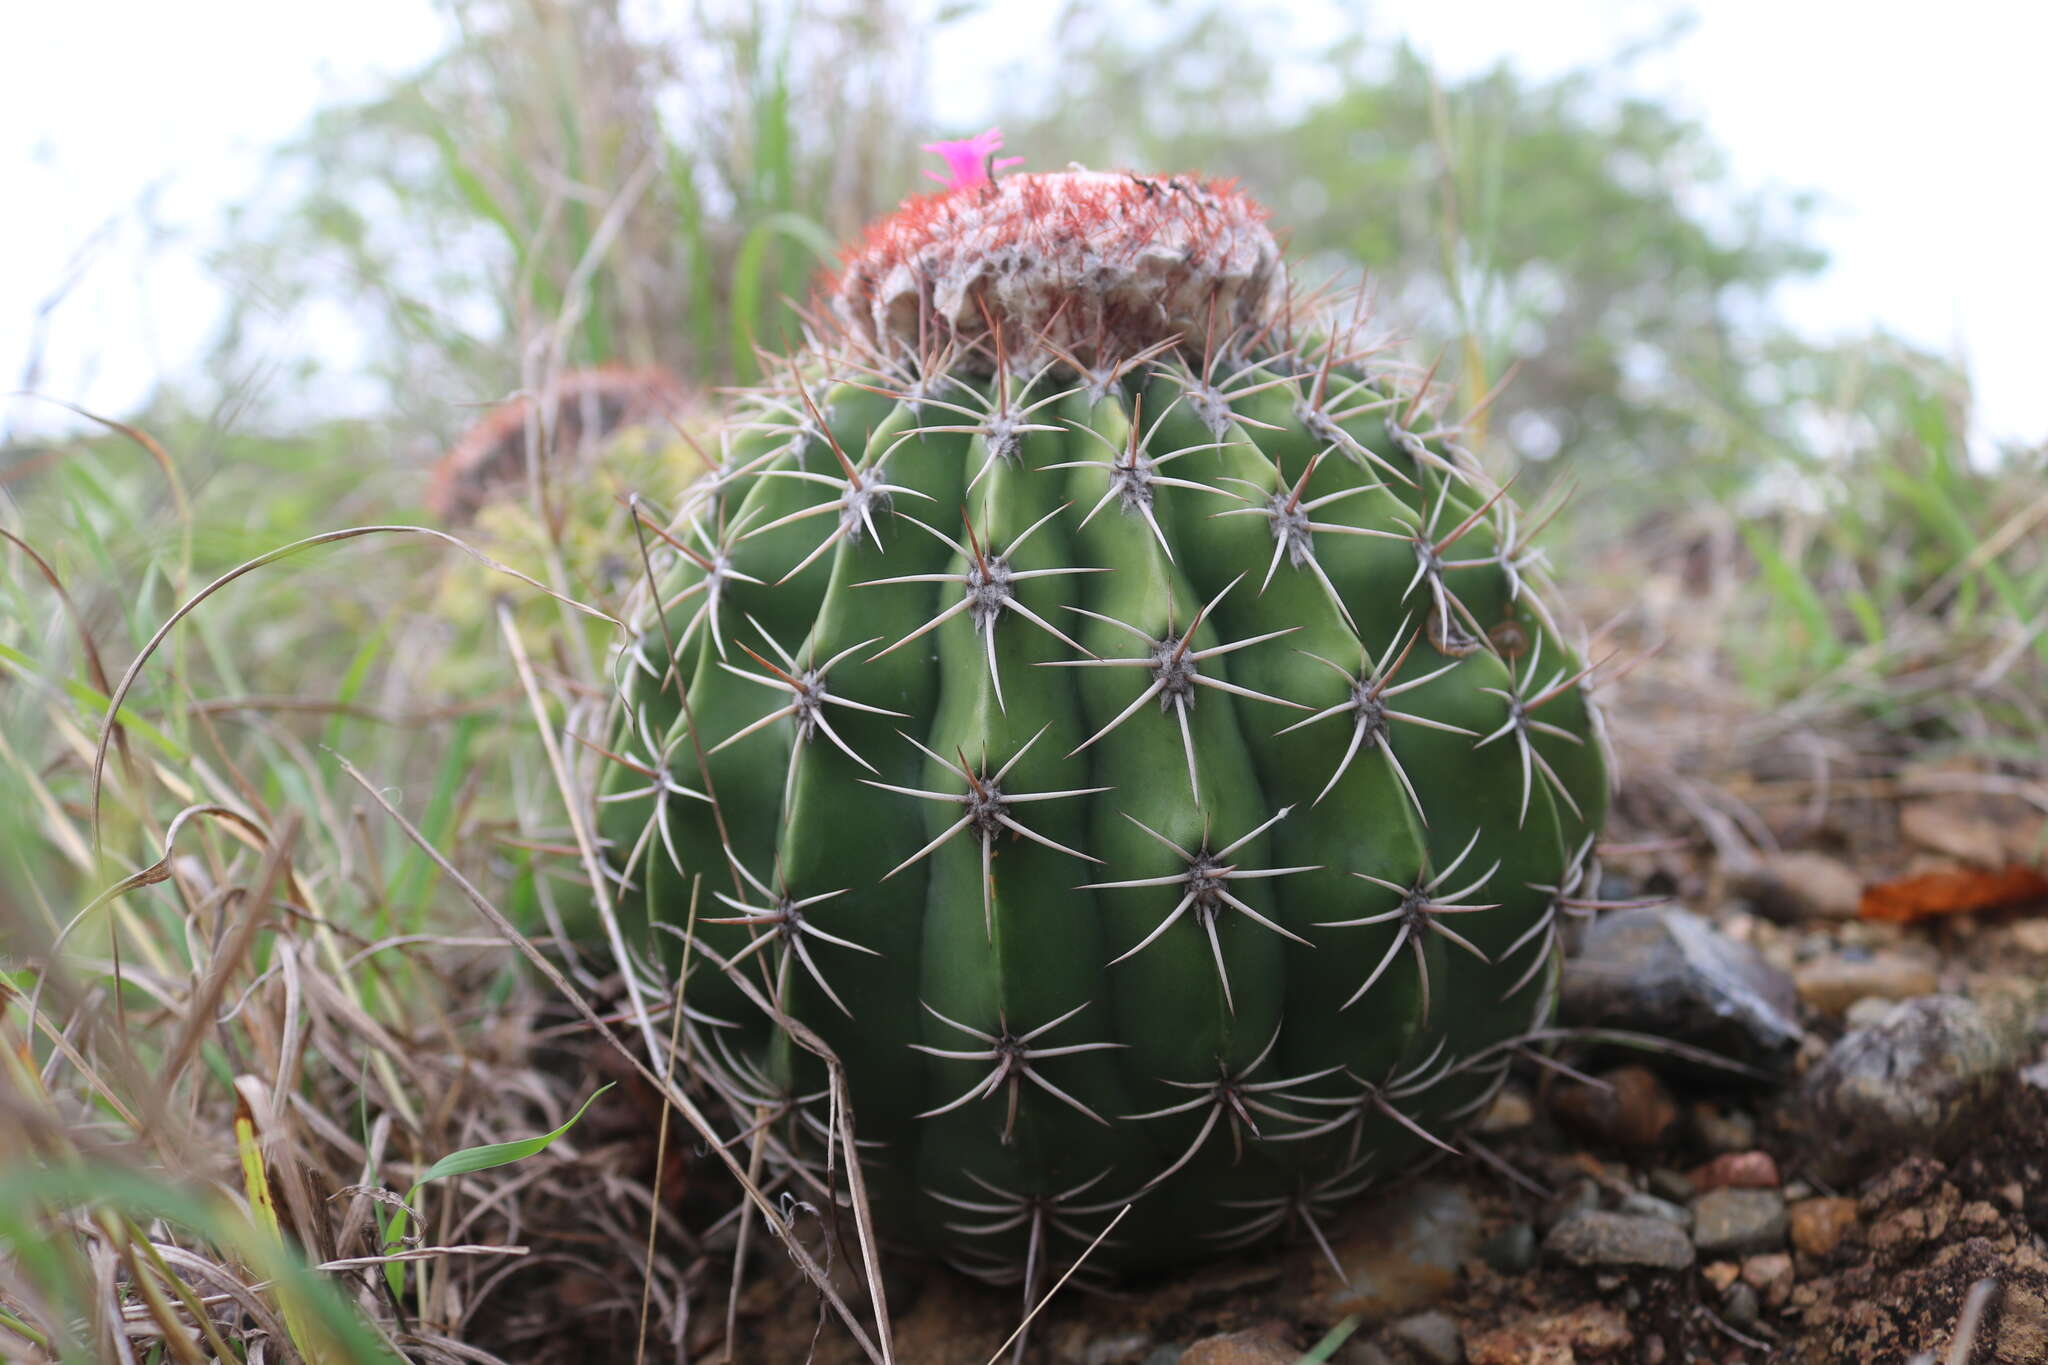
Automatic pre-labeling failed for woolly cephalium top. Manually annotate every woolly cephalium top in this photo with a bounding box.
[829,170,1285,374]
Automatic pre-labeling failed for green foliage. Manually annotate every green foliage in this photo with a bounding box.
[207,0,920,436]
[381,1083,612,1295]
[997,8,1827,492]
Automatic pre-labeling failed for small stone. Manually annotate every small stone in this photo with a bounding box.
[1787,1197,1859,1258]
[1648,1169,1695,1204]
[1180,1330,1296,1365]
[1843,995,1897,1029]
[1326,1182,1483,1321]
[1550,1066,1679,1148]
[1740,1251,1794,1308]
[1476,1086,1536,1133]
[1701,1260,1740,1293]
[2011,920,2048,955]
[1543,1211,1695,1270]
[1466,1306,1632,1365]
[1143,1350,1183,1365]
[1616,1192,1692,1228]
[1794,953,1940,1015]
[1689,1102,1756,1154]
[1798,995,2024,1181]
[1720,1281,1760,1327]
[1688,1150,1780,1192]
[1559,906,1802,1068]
[1900,800,2006,867]
[1537,1179,1603,1232]
[1335,1344,1399,1365]
[1478,1223,1538,1274]
[1084,1334,1157,1364]
[1389,1311,1464,1365]
[1743,851,1864,920]
[1690,1189,1787,1256]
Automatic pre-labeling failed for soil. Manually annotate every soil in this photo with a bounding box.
[466,773,2048,1364]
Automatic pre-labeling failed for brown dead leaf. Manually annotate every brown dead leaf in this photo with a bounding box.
[1860,865,2048,924]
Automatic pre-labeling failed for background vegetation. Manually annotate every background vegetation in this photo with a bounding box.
[3,1,2042,1359]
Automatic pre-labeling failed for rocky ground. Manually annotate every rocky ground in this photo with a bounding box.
[651,772,2048,1365]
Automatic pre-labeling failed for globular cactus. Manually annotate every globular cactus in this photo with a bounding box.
[593,139,1611,1289]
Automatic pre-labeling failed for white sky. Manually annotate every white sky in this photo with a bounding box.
[4,0,2044,445]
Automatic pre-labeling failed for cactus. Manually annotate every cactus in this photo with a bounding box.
[593,141,1610,1288]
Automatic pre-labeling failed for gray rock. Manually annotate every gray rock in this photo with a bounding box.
[1335,1344,1400,1365]
[1690,1101,1757,1154]
[1477,1222,1537,1274]
[1389,1310,1463,1364]
[1142,1350,1182,1365]
[1537,1177,1602,1231]
[1798,994,2023,1181]
[1690,1189,1787,1256]
[1617,1191,1693,1229]
[1720,1281,1761,1328]
[1795,952,1939,1015]
[1542,1211,1696,1270]
[1082,1335,1156,1364]
[1325,1181,1483,1320]
[1559,906,1802,1069]
[1737,851,1863,920]
[1648,1168,1696,1203]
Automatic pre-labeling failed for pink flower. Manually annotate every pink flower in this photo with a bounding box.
[921,127,1024,189]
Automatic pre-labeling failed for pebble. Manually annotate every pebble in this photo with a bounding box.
[1740,1251,1794,1308]
[1688,1101,1756,1153]
[1616,1192,1692,1228]
[1477,1222,1538,1274]
[1335,1344,1399,1365]
[1543,1211,1696,1270]
[1742,851,1864,920]
[1537,1179,1602,1232]
[1559,906,1803,1068]
[1690,1189,1787,1256]
[2012,919,2048,955]
[1719,1280,1760,1327]
[1798,994,2023,1181]
[1549,1065,1679,1148]
[1084,1335,1156,1364]
[1389,1311,1464,1365]
[1325,1182,1482,1321]
[1475,1085,1536,1133]
[1465,1306,1632,1365]
[1794,952,1940,1015]
[1648,1169,1696,1204]
[1787,1197,1860,1259]
[1701,1260,1740,1293]
[1688,1150,1779,1192]
[1899,800,2006,866]
[1179,1330,1296,1365]
[1844,996,1898,1029]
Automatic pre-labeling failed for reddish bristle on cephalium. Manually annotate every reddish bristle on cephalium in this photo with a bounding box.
[829,169,1284,376]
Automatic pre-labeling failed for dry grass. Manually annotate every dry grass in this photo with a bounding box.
[7,324,2044,1363]
[5,6,2044,1357]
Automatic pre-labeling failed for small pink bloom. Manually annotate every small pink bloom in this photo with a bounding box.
[921,127,1024,189]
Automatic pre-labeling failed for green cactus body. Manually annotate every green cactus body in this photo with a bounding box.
[594,169,1609,1284]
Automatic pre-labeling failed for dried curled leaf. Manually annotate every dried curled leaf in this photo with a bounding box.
[1859,864,2048,923]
